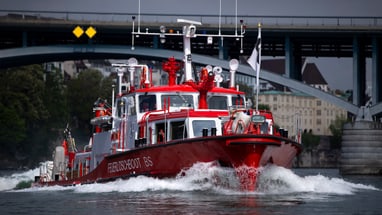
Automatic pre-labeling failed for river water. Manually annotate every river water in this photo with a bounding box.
[0,164,381,215]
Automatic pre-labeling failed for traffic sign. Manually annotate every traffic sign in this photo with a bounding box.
[72,26,84,38]
[73,26,96,38]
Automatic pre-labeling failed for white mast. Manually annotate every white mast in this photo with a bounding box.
[177,19,201,82]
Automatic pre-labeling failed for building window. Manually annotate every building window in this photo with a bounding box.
[316,109,321,116]
[273,96,277,102]
[317,119,321,125]
[316,100,322,106]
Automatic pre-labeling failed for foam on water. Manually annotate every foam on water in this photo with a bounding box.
[3,162,379,195]
[0,168,39,191]
[256,165,379,195]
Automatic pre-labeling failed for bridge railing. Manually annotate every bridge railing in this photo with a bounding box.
[1,10,382,28]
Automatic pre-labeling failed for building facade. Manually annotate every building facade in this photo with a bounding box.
[258,91,347,137]
[255,58,348,137]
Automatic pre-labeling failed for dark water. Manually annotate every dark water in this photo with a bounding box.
[0,164,381,215]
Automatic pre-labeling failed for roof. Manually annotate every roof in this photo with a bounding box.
[260,58,328,91]
[302,63,327,85]
[259,90,312,97]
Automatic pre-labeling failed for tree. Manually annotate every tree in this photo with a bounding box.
[0,65,115,168]
[43,68,69,128]
[67,69,113,133]
[258,104,270,111]
[329,115,347,149]
[0,65,51,166]
[237,82,254,98]
[0,65,48,125]
[301,129,320,150]
[0,103,26,154]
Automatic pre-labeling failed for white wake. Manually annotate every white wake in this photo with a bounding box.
[3,163,379,196]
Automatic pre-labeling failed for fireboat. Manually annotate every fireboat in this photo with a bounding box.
[33,19,302,191]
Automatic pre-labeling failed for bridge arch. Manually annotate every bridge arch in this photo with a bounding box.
[0,44,366,116]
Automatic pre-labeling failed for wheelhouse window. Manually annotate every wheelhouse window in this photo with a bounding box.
[116,97,136,117]
[139,95,156,113]
[161,94,193,108]
[170,121,187,140]
[117,99,125,117]
[127,96,136,115]
[208,96,227,109]
[156,123,165,144]
[232,95,245,107]
[192,120,216,137]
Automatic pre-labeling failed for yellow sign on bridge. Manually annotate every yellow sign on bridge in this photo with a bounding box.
[73,26,96,39]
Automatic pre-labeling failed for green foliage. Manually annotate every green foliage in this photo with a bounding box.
[0,65,48,160]
[0,64,115,168]
[258,104,270,111]
[0,65,70,167]
[237,82,254,98]
[0,65,48,126]
[43,69,69,128]
[329,115,347,149]
[0,103,26,154]
[236,82,271,111]
[301,129,320,150]
[66,69,113,133]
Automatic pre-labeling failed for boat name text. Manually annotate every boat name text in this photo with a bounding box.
[108,156,153,174]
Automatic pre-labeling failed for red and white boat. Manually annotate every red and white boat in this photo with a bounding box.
[33,20,302,190]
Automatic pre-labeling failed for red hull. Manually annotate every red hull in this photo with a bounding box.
[36,135,301,189]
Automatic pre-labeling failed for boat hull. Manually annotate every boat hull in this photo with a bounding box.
[35,135,301,189]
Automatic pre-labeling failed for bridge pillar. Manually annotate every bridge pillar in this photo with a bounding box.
[153,36,159,49]
[218,38,228,60]
[372,37,382,107]
[352,37,367,107]
[285,36,302,81]
[22,31,27,47]
[341,37,382,175]
[340,121,382,175]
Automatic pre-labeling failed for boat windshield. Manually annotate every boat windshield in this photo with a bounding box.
[192,120,216,137]
[161,94,194,108]
[208,96,227,110]
[232,95,245,107]
[139,94,156,113]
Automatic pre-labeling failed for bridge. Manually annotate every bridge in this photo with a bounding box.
[1,10,382,119]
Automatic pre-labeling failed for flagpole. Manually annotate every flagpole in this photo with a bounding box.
[247,22,261,113]
[256,23,261,113]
